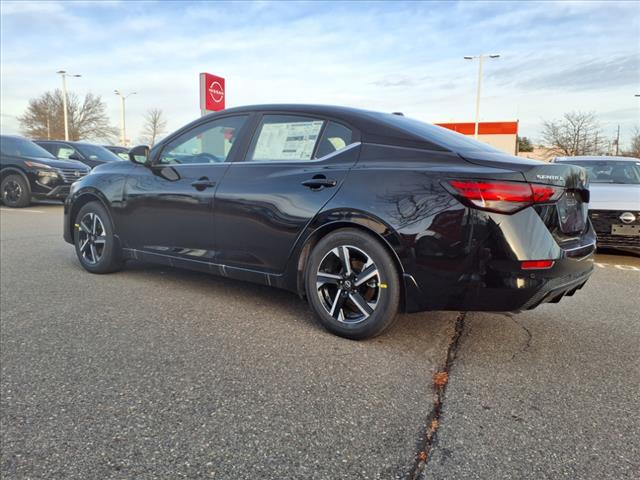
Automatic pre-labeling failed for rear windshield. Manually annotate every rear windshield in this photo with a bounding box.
[370,113,503,154]
[558,160,640,185]
[0,136,56,159]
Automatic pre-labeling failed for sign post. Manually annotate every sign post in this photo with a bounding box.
[199,73,225,116]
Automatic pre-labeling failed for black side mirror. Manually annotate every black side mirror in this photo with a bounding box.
[129,145,150,165]
[68,153,82,161]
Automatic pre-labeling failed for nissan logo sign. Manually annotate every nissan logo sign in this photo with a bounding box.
[619,212,636,224]
[209,81,224,103]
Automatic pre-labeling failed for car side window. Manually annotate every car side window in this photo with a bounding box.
[313,122,353,159]
[159,115,248,165]
[248,115,324,162]
[38,143,58,156]
[57,146,76,159]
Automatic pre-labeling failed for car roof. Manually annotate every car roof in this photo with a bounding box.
[189,104,502,154]
[204,104,408,135]
[555,155,639,162]
[36,139,83,145]
[1,134,29,140]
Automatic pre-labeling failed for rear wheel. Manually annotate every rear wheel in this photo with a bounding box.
[1,174,30,208]
[305,228,400,340]
[74,201,123,273]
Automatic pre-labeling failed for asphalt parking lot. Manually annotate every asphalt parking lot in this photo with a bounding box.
[1,204,639,479]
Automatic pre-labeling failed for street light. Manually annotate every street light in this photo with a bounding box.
[464,54,500,139]
[56,70,81,141]
[114,90,137,146]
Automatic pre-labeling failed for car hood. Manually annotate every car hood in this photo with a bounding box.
[23,155,89,171]
[588,183,640,210]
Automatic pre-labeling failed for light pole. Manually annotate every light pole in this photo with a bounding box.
[56,70,81,141]
[114,90,137,146]
[464,54,500,139]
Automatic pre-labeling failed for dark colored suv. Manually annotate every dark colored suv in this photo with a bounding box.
[0,135,90,208]
[35,140,123,169]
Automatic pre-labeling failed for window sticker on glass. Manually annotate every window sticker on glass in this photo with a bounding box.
[252,120,323,161]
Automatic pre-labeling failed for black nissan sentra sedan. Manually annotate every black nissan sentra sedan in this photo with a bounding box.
[63,105,595,339]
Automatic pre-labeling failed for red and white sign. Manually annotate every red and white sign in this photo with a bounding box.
[199,73,225,113]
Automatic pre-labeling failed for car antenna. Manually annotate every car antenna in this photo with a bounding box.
[392,112,404,116]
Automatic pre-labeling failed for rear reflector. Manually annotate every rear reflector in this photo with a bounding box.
[445,180,563,213]
[521,260,554,270]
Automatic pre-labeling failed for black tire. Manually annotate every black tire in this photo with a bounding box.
[305,228,400,340]
[1,174,30,208]
[73,201,123,274]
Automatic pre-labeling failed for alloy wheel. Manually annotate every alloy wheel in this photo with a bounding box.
[78,212,107,265]
[316,245,381,324]
[3,180,23,203]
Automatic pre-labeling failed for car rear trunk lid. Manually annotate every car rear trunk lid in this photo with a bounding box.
[460,150,590,236]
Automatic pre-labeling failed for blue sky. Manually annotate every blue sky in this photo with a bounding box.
[1,0,639,146]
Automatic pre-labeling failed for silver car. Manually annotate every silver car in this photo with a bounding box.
[553,156,640,254]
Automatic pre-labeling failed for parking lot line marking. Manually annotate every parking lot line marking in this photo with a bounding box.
[595,262,640,271]
[614,264,640,271]
[0,208,45,213]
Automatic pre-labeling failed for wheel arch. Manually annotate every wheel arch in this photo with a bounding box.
[0,167,32,206]
[0,167,31,190]
[291,215,407,311]
[67,189,117,244]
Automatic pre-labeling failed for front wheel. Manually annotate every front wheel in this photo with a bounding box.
[74,201,123,273]
[1,174,30,208]
[305,228,400,340]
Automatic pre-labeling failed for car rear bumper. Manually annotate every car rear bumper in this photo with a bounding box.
[404,254,594,313]
[402,205,597,314]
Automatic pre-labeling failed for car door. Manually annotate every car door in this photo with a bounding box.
[214,114,360,274]
[117,114,251,264]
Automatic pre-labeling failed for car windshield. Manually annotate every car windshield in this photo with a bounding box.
[0,136,56,159]
[560,160,640,185]
[106,147,130,161]
[75,144,123,162]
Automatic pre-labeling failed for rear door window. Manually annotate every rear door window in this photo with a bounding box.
[314,122,353,159]
[248,115,324,162]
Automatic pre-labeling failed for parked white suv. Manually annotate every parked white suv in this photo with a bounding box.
[553,156,640,254]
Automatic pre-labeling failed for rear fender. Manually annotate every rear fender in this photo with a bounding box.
[283,209,406,305]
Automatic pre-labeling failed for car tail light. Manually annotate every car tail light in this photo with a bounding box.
[445,180,564,213]
[521,260,554,270]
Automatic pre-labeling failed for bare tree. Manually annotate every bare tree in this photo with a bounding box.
[18,89,118,141]
[541,111,604,156]
[140,108,168,146]
[623,126,640,158]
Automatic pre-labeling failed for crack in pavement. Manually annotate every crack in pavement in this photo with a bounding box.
[409,311,466,480]
[510,316,533,360]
